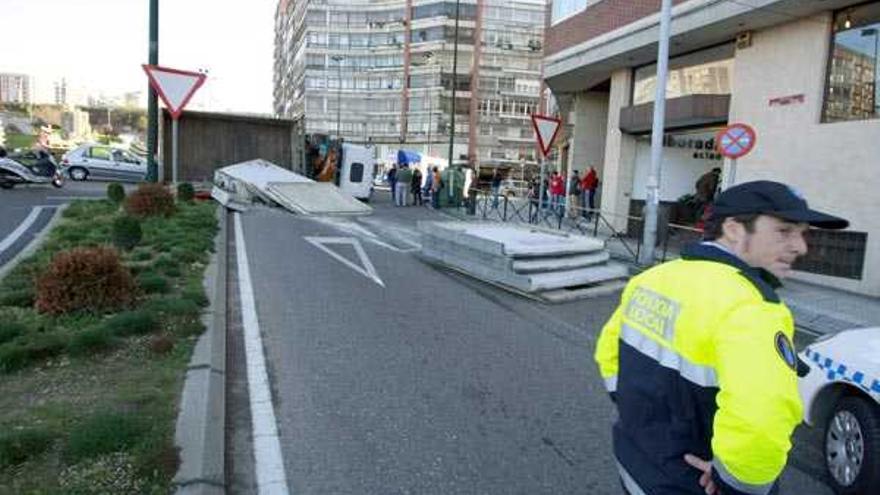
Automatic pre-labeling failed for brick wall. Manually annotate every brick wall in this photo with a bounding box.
[546,0,692,56]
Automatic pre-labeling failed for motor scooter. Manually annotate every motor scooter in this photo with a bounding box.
[0,153,64,189]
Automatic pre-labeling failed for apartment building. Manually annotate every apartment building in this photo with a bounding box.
[0,73,33,105]
[273,0,548,169]
[544,0,880,295]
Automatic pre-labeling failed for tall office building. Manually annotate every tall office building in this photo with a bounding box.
[273,0,547,168]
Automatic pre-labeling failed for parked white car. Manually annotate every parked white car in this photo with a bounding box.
[61,143,147,182]
[798,327,880,495]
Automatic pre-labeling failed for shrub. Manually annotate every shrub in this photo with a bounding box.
[111,216,142,251]
[0,428,55,467]
[124,183,175,218]
[35,246,136,315]
[103,310,158,337]
[176,182,195,203]
[68,325,115,356]
[0,321,26,345]
[136,271,169,294]
[65,412,148,462]
[0,344,29,372]
[107,183,125,204]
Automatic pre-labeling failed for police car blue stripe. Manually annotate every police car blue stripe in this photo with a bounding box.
[806,347,880,396]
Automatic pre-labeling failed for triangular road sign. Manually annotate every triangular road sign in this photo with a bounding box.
[304,236,385,287]
[142,64,206,120]
[530,114,562,158]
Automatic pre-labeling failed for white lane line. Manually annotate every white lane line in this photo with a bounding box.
[0,207,43,256]
[233,213,291,495]
[304,236,386,287]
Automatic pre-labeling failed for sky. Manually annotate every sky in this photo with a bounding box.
[1,0,277,114]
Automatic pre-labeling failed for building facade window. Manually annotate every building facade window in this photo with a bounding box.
[551,0,589,26]
[823,2,880,122]
[632,44,734,105]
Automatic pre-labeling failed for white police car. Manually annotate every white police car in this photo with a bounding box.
[798,327,880,495]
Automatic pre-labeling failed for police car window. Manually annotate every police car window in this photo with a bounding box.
[350,162,364,183]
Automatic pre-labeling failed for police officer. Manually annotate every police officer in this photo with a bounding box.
[595,181,848,495]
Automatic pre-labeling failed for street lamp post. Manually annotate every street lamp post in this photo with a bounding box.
[425,52,434,156]
[331,55,344,139]
[447,0,460,167]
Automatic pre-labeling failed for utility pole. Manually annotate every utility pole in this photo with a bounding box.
[331,55,344,139]
[639,0,672,265]
[146,0,159,182]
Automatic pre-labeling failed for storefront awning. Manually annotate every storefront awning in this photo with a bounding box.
[619,94,731,134]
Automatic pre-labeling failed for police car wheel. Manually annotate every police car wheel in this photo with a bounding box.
[824,396,880,495]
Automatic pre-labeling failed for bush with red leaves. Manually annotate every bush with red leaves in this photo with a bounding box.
[124,183,176,218]
[35,246,137,315]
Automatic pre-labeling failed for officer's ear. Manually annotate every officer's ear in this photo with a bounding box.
[720,217,748,245]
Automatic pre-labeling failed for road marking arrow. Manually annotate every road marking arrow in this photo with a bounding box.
[305,236,385,287]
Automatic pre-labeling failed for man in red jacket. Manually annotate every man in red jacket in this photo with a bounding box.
[580,166,599,219]
[549,171,565,215]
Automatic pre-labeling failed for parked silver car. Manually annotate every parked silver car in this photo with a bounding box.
[61,144,146,182]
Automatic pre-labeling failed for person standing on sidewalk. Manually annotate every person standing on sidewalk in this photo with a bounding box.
[396,165,412,206]
[491,169,503,209]
[595,181,849,495]
[580,166,599,219]
[431,166,442,208]
[549,171,565,216]
[568,170,581,218]
[411,167,423,206]
[387,164,398,202]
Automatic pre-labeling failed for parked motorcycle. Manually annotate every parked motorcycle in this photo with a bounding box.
[0,150,64,189]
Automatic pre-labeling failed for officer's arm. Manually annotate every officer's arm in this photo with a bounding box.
[711,304,803,495]
[594,304,623,402]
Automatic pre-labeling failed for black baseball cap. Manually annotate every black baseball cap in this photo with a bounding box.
[711,180,848,229]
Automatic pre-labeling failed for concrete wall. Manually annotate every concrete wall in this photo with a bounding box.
[728,13,880,295]
[570,91,609,175]
[546,0,691,56]
[600,69,638,230]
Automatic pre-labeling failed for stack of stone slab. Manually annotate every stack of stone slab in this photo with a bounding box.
[418,221,629,302]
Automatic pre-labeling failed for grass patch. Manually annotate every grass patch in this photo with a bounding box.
[65,411,149,463]
[136,271,169,294]
[0,428,54,468]
[0,199,217,492]
[103,310,158,337]
[67,325,115,356]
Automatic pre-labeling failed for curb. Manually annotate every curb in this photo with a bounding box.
[174,205,228,494]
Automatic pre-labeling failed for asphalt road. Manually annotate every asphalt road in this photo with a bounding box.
[0,181,116,269]
[226,197,834,495]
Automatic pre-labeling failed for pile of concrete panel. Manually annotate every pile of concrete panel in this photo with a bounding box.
[418,221,628,302]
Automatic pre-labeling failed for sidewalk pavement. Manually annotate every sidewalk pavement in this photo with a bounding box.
[386,192,880,337]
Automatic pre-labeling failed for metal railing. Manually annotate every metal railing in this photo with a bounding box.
[454,189,705,266]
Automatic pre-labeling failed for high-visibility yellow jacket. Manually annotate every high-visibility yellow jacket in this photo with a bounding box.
[595,243,802,495]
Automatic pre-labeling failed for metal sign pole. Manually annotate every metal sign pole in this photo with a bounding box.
[172,118,179,184]
[538,155,547,214]
[639,0,673,265]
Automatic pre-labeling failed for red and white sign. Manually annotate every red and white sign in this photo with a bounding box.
[530,114,562,158]
[716,123,756,159]
[142,64,206,120]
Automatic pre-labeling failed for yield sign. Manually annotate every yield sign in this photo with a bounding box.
[142,64,206,120]
[530,114,562,157]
